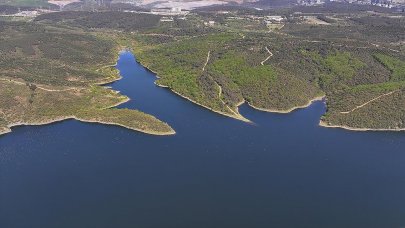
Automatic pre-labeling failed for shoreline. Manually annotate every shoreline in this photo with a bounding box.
[127,51,405,133]
[137,56,326,122]
[1,115,176,137]
[95,63,122,86]
[0,57,176,137]
[156,81,252,123]
[0,127,12,135]
[247,95,326,114]
[139,61,252,123]
[96,74,122,86]
[101,96,130,110]
[319,120,405,132]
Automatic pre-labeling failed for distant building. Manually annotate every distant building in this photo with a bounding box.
[171,7,182,12]
[150,8,189,16]
[48,0,81,10]
[265,16,285,24]
[12,10,39,17]
[327,0,404,7]
[160,17,174,22]
[204,21,215,26]
[297,0,325,6]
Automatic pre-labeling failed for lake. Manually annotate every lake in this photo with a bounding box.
[1,51,405,228]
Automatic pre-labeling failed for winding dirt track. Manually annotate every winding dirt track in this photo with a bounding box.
[0,78,76,92]
[202,51,211,72]
[340,90,400,114]
[260,47,273,66]
[216,84,240,116]
[199,51,247,120]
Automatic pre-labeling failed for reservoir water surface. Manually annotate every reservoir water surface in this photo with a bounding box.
[1,52,405,228]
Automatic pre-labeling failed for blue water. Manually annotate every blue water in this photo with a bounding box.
[1,52,405,228]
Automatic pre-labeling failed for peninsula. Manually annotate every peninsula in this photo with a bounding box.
[0,20,175,136]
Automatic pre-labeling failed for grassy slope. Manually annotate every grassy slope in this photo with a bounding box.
[0,21,175,136]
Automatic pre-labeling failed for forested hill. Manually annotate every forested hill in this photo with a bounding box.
[0,20,175,136]
[2,5,405,131]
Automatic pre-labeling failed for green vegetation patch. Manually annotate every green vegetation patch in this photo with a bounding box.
[322,87,405,130]
[210,52,276,89]
[374,54,405,82]
[322,52,364,80]
[304,50,365,88]
[134,33,242,116]
[208,52,276,106]
[0,81,174,135]
[134,30,323,114]
[127,10,405,129]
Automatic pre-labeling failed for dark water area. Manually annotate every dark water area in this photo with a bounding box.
[1,52,405,228]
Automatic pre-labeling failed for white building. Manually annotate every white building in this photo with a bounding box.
[171,7,182,12]
[265,16,285,24]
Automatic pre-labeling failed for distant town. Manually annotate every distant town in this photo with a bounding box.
[297,0,405,8]
[1,0,404,19]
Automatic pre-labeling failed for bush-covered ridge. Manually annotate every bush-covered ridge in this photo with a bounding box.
[0,21,175,136]
[0,81,175,135]
[123,11,405,130]
[3,9,405,132]
[132,32,323,120]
